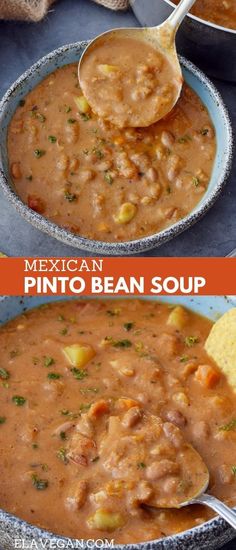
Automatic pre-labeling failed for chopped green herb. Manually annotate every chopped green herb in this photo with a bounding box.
[57,447,69,464]
[192,176,200,187]
[47,372,61,380]
[36,113,46,123]
[200,128,209,136]
[92,456,100,463]
[48,135,57,143]
[60,327,68,335]
[65,105,71,113]
[26,175,33,181]
[60,409,70,416]
[80,112,91,121]
[166,186,171,194]
[113,339,132,349]
[0,416,6,424]
[31,473,48,490]
[12,395,26,406]
[80,387,99,396]
[44,356,55,368]
[19,99,25,107]
[34,149,45,159]
[60,431,67,440]
[80,403,91,412]
[185,336,199,347]
[232,466,236,476]
[137,462,146,469]
[32,443,38,449]
[64,191,77,202]
[58,315,65,321]
[104,172,114,185]
[219,419,236,432]
[123,322,134,332]
[180,355,189,363]
[2,382,9,389]
[106,309,120,317]
[71,367,88,380]
[178,134,192,143]
[92,148,104,159]
[10,349,19,358]
[67,118,76,124]
[0,368,10,380]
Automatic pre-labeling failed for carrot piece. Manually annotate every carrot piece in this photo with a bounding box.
[88,400,109,418]
[195,364,221,389]
[115,398,140,411]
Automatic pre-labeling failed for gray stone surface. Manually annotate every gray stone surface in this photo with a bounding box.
[0,0,235,258]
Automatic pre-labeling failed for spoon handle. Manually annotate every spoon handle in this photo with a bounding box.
[167,0,197,30]
[191,493,236,530]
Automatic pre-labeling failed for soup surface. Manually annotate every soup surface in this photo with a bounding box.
[172,0,236,30]
[80,35,180,128]
[8,64,216,243]
[0,299,236,543]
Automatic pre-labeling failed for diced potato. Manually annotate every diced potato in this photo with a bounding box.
[98,64,119,75]
[167,306,188,330]
[63,343,95,367]
[74,95,90,114]
[87,509,125,531]
[114,203,137,224]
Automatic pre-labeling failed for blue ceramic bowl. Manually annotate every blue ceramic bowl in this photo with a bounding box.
[0,294,236,550]
[0,42,233,255]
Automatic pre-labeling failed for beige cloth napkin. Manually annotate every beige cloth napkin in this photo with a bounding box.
[0,0,129,22]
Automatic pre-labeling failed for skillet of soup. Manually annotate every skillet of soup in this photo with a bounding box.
[172,0,236,30]
[8,63,216,243]
[0,299,236,543]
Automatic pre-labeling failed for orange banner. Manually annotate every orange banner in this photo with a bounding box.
[0,257,235,296]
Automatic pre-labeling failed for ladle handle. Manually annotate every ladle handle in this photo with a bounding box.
[191,493,236,530]
[167,0,197,30]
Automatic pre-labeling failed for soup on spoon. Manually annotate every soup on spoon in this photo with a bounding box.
[79,0,197,128]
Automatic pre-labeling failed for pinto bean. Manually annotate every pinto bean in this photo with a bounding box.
[11,162,22,179]
[161,131,175,148]
[163,422,184,448]
[218,464,234,484]
[122,406,143,429]
[65,480,88,511]
[146,459,179,480]
[165,410,187,428]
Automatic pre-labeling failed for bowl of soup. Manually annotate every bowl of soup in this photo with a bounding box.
[131,0,236,82]
[0,42,233,255]
[0,294,236,550]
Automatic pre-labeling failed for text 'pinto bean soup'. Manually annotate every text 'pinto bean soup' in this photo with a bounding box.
[8,62,216,243]
[0,299,236,543]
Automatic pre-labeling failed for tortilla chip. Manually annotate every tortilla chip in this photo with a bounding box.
[205,308,236,391]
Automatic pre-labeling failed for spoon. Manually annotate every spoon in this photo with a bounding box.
[78,0,197,128]
[146,436,236,531]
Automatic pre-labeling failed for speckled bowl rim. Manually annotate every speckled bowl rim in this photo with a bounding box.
[162,0,236,34]
[0,42,233,256]
[0,504,235,550]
